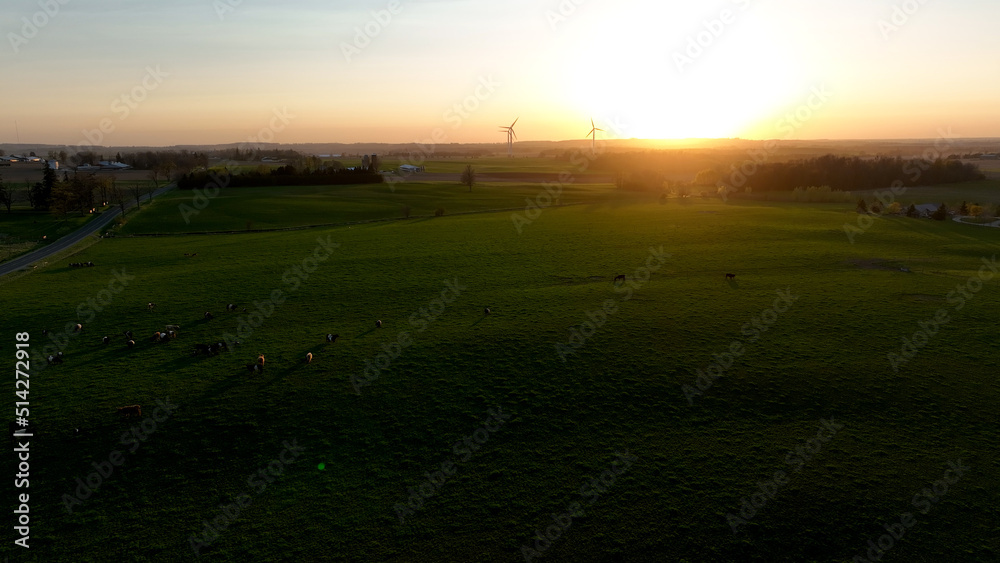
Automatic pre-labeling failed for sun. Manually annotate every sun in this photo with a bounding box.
[555,4,805,140]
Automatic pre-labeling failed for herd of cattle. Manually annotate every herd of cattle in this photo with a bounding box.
[36,302,369,424]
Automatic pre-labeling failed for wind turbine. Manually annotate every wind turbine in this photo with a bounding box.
[587,118,604,155]
[499,117,518,158]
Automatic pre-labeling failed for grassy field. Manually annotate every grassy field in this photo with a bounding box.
[1,189,998,561]
[853,180,1000,207]
[0,210,100,262]
[117,181,622,235]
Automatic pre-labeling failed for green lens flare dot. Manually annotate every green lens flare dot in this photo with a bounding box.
[318,463,326,470]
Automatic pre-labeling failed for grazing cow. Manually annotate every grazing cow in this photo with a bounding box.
[73,323,83,333]
[87,261,94,267]
[117,405,142,419]
[204,312,214,320]
[326,333,339,343]
[257,354,265,366]
[306,352,313,364]
[484,307,491,315]
[245,363,261,374]
[152,331,162,342]
[127,339,136,349]
[147,302,156,311]
[194,343,211,356]
[165,324,180,331]
[725,273,736,280]
[375,320,382,328]
[614,274,626,283]
[227,304,237,312]
[102,336,110,345]
[166,330,177,340]
[124,330,134,339]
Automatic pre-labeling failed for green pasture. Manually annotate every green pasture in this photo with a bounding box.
[1,193,998,561]
[117,181,621,235]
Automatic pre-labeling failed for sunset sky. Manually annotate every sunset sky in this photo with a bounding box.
[2,0,998,146]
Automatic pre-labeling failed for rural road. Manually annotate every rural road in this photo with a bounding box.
[0,183,176,279]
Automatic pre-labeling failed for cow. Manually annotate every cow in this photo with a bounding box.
[227,304,237,312]
[127,339,136,349]
[165,324,180,331]
[375,320,382,328]
[484,307,491,315]
[194,343,211,356]
[326,333,339,343]
[306,352,313,364]
[73,323,83,333]
[102,336,110,345]
[117,405,142,419]
[614,274,626,283]
[204,312,214,320]
[148,302,156,311]
[725,273,736,280]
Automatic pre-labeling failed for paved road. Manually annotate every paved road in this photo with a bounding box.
[0,183,176,278]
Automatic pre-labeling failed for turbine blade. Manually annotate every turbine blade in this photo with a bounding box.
[511,117,519,127]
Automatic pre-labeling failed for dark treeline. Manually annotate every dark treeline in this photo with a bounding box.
[587,151,984,192]
[176,165,383,189]
[736,155,984,191]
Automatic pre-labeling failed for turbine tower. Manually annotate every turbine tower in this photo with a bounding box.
[499,117,518,158]
[587,118,604,154]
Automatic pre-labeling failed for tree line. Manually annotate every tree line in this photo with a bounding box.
[176,164,383,189]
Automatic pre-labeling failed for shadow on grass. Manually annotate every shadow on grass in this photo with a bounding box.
[727,279,739,289]
[470,315,490,328]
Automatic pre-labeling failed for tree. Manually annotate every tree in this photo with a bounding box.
[128,183,143,209]
[0,175,11,213]
[693,168,720,186]
[931,203,948,221]
[959,201,969,215]
[461,165,476,192]
[856,198,869,214]
[29,160,56,210]
[906,203,918,218]
[870,201,883,215]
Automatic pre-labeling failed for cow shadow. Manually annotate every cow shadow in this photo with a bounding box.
[470,315,489,327]
[727,278,740,289]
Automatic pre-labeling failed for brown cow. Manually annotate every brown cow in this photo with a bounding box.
[117,405,141,419]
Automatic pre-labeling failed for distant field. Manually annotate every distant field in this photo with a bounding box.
[2,191,998,561]
[117,181,625,235]
[850,179,1000,207]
